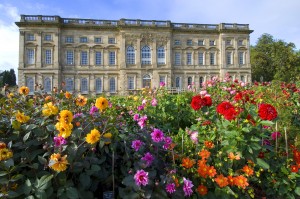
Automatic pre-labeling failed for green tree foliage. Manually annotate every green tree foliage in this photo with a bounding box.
[0,69,17,87]
[251,33,300,82]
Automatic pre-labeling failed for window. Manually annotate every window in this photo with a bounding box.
[26,77,34,94]
[109,77,116,93]
[109,51,116,65]
[175,52,181,65]
[186,52,192,65]
[226,52,232,65]
[65,78,74,92]
[210,52,215,65]
[44,77,51,92]
[126,46,135,64]
[187,77,193,86]
[94,37,102,43]
[81,51,88,65]
[95,78,102,93]
[238,39,244,46]
[187,40,192,46]
[226,39,232,46]
[128,76,135,90]
[174,40,181,45]
[175,77,182,88]
[27,33,35,41]
[81,78,88,93]
[240,75,245,82]
[27,49,35,64]
[141,46,151,65]
[198,40,204,46]
[44,34,52,41]
[198,52,204,65]
[65,36,74,43]
[157,46,165,65]
[80,37,88,43]
[108,38,116,44]
[199,76,204,88]
[239,52,244,65]
[95,51,102,65]
[143,74,151,88]
[209,40,215,46]
[159,76,166,84]
[45,49,52,64]
[66,50,74,65]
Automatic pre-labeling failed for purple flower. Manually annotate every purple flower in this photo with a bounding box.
[151,98,158,106]
[128,110,133,115]
[165,183,176,194]
[141,152,154,167]
[151,128,164,143]
[137,115,147,129]
[53,136,67,147]
[190,131,198,144]
[163,136,172,150]
[183,177,194,197]
[89,106,99,115]
[131,140,144,151]
[263,139,271,146]
[133,114,140,121]
[134,170,149,186]
[271,132,281,140]
[160,82,165,87]
[138,105,144,111]
[73,113,83,118]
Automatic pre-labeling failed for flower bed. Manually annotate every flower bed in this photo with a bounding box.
[1,78,300,198]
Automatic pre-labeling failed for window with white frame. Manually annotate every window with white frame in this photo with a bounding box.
[226,39,232,46]
[187,77,193,86]
[239,52,245,65]
[81,51,88,65]
[126,46,135,64]
[27,33,35,41]
[199,76,204,88]
[128,76,135,90]
[66,50,74,65]
[45,49,52,64]
[157,46,165,65]
[141,46,151,65]
[80,37,88,43]
[109,51,116,65]
[186,52,192,65]
[108,38,116,44]
[26,77,34,94]
[27,49,35,64]
[95,51,102,65]
[210,52,215,65]
[209,40,215,46]
[95,78,102,93]
[109,77,116,93]
[174,40,181,45]
[198,40,204,46]
[44,77,51,92]
[198,52,204,65]
[159,75,166,84]
[94,37,102,43]
[65,36,74,43]
[187,39,193,46]
[44,34,52,41]
[175,77,182,88]
[175,52,181,65]
[238,39,244,46]
[65,78,74,92]
[81,78,88,93]
[226,52,233,65]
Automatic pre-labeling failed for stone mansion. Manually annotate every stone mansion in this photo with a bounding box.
[16,15,253,95]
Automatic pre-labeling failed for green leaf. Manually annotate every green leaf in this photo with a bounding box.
[256,158,270,169]
[0,171,8,176]
[122,175,134,186]
[23,132,31,142]
[260,120,274,126]
[46,124,56,132]
[79,174,91,189]
[295,187,300,196]
[38,156,47,165]
[10,174,23,182]
[66,187,79,199]
[35,190,47,199]
[3,158,14,168]
[36,174,53,190]
[24,195,35,199]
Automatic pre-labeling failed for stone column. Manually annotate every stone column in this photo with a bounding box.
[54,32,59,69]
[152,42,157,68]
[36,31,42,68]
[136,39,141,67]
[120,34,126,68]
[166,39,171,67]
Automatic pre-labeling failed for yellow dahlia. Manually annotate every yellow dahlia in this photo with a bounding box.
[59,110,73,124]
[55,122,73,138]
[65,91,72,99]
[75,95,87,106]
[0,148,13,161]
[49,153,68,172]
[86,129,101,144]
[42,102,58,117]
[19,86,30,95]
[15,111,30,123]
[103,132,112,145]
[95,97,109,112]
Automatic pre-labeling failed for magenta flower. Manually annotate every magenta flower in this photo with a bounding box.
[73,113,83,118]
[131,140,144,151]
[133,114,140,121]
[137,115,147,129]
[151,98,158,106]
[160,82,165,87]
[183,177,194,197]
[138,105,144,111]
[89,106,98,115]
[151,128,164,143]
[141,152,154,167]
[163,136,172,150]
[190,131,198,144]
[134,170,149,186]
[165,183,176,194]
[271,132,281,140]
[142,99,147,105]
[53,136,67,147]
[199,90,207,96]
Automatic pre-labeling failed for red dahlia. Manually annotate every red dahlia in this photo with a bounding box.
[202,96,212,107]
[216,101,234,115]
[258,103,278,121]
[191,95,212,111]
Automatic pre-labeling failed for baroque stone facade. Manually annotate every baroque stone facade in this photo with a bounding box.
[16,15,253,95]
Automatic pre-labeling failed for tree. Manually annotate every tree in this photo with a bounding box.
[251,33,300,82]
[0,69,17,87]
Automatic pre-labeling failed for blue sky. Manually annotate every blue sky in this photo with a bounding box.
[1,0,300,73]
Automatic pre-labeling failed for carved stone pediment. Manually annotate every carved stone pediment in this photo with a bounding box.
[140,32,154,44]
[156,36,169,46]
[125,34,139,46]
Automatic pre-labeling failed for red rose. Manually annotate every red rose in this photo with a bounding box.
[216,101,234,115]
[202,96,212,107]
[258,103,277,121]
[191,95,203,110]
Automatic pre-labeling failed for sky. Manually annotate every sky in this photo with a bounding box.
[0,0,300,75]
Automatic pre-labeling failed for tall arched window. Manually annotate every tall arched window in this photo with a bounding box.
[199,76,204,88]
[81,78,88,93]
[141,46,151,65]
[126,46,135,64]
[109,77,116,93]
[26,77,34,94]
[143,74,151,88]
[44,77,51,93]
[187,77,193,86]
[157,46,165,64]
[66,78,74,92]
[95,78,102,93]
